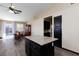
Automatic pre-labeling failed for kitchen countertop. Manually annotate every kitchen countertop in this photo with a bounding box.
[25,36,57,46]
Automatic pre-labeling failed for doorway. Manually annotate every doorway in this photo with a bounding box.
[44,16,52,37]
[54,15,62,48]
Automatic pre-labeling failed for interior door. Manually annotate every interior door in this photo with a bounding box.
[54,15,62,48]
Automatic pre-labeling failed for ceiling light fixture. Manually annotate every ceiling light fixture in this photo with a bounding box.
[0,3,22,14]
[9,10,14,14]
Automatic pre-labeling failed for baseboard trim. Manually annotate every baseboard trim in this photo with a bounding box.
[62,48,79,55]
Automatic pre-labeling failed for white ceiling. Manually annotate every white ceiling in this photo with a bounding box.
[0,3,54,22]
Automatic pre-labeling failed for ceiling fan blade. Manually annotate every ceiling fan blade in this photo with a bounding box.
[15,9,22,13]
[0,3,22,14]
[14,10,21,14]
[9,7,22,14]
[0,4,9,8]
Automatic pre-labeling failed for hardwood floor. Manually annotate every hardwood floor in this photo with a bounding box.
[54,47,79,56]
[0,39,26,56]
[0,38,78,56]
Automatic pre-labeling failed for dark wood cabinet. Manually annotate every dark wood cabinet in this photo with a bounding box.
[25,25,31,36]
[25,38,54,56]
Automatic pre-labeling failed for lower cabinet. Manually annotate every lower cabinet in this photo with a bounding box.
[25,38,54,56]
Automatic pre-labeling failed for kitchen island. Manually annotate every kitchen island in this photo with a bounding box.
[25,36,57,56]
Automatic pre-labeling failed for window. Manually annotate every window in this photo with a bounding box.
[16,23,24,32]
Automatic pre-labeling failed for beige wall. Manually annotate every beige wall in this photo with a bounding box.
[0,20,2,38]
[31,18,43,36]
[28,4,79,53]
[61,5,79,53]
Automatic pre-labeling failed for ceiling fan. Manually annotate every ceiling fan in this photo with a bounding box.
[0,3,22,14]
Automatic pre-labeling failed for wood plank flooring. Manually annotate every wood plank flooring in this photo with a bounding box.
[54,47,79,56]
[0,38,79,56]
[0,39,26,56]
